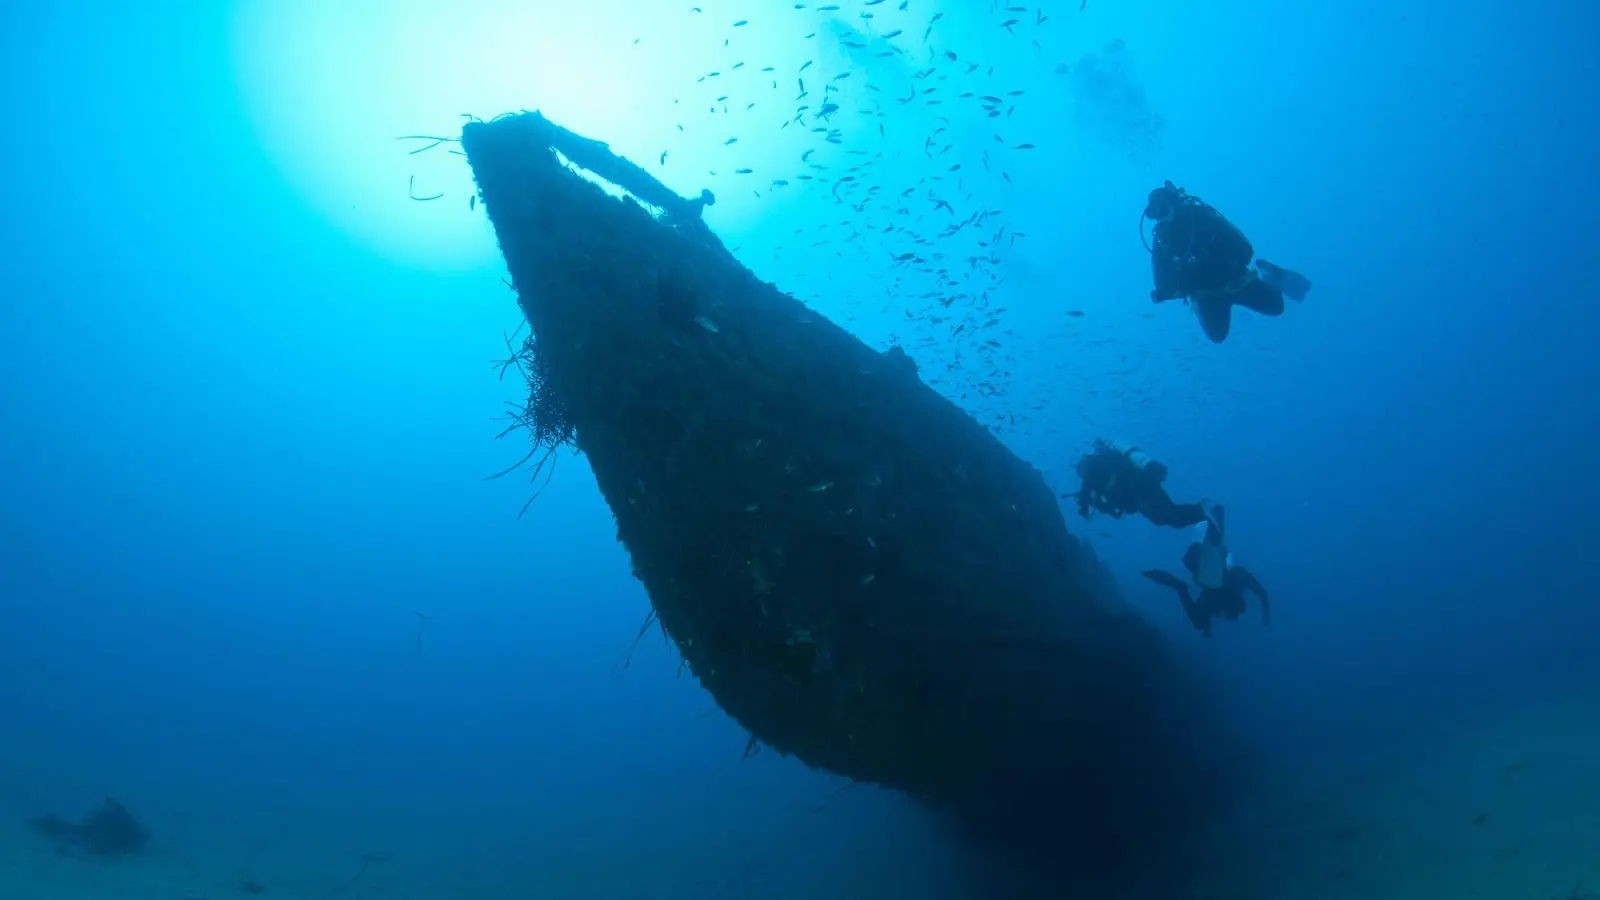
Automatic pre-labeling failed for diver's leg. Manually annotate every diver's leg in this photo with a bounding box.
[1168,501,1208,529]
[1142,570,1209,632]
[1233,275,1286,317]
[1142,491,1207,529]
[1192,294,1232,343]
[1140,494,1179,528]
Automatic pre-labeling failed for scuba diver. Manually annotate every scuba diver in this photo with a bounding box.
[1142,505,1271,636]
[1073,439,1209,529]
[1140,181,1313,343]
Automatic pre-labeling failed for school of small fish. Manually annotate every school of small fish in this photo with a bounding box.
[646,1,1102,445]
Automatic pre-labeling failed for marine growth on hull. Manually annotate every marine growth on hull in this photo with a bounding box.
[461,110,1208,858]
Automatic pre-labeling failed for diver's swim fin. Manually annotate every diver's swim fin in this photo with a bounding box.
[1141,569,1189,592]
[1256,259,1312,302]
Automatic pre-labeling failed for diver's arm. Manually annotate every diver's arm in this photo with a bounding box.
[1149,225,1188,302]
[1236,568,1270,625]
[1150,253,1183,301]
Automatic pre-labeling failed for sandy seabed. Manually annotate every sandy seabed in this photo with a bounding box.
[3,689,1596,900]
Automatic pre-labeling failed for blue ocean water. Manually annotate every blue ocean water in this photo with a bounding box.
[2,1,1596,898]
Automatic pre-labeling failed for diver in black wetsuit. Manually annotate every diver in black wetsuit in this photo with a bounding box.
[1142,506,1271,635]
[1142,181,1312,343]
[1073,439,1209,529]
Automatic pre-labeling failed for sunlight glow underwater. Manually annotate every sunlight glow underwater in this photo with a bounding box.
[232,0,886,271]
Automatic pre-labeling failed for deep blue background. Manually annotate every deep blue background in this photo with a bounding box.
[2,1,1596,897]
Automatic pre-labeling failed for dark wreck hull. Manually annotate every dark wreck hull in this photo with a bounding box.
[462,112,1226,878]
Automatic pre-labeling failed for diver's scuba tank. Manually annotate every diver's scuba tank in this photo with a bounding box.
[1107,440,1151,471]
[1192,519,1229,590]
